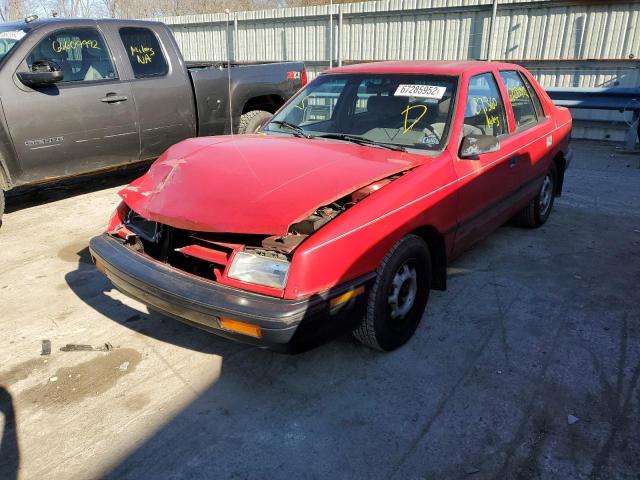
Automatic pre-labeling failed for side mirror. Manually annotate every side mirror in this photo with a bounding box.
[459,134,500,159]
[17,59,64,87]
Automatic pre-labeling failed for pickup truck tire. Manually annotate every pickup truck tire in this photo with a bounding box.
[515,163,557,228]
[238,110,272,134]
[0,189,4,227]
[353,234,431,351]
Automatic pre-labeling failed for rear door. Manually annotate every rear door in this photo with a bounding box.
[3,23,139,182]
[114,25,195,161]
[498,69,555,192]
[452,71,522,254]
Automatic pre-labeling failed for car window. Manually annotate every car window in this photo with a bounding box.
[283,77,347,124]
[464,73,507,137]
[269,73,457,152]
[520,73,545,118]
[119,27,168,78]
[0,28,28,64]
[500,70,538,129]
[27,28,117,83]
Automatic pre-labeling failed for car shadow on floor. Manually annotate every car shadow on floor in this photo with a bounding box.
[65,246,257,356]
[64,246,358,357]
[64,245,389,479]
[0,386,19,480]
[5,162,151,215]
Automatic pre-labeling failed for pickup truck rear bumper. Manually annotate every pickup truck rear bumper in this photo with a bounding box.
[89,234,372,352]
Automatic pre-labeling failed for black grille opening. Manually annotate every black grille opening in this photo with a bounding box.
[123,215,266,281]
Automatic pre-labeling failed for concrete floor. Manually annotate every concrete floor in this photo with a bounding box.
[0,140,639,480]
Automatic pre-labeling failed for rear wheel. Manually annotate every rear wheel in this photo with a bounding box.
[515,163,557,228]
[238,110,272,134]
[353,234,431,351]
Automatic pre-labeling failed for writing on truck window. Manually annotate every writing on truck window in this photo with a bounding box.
[119,27,167,78]
[129,45,155,64]
[53,39,100,53]
[27,28,117,83]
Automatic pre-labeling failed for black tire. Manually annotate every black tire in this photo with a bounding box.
[238,110,272,134]
[515,163,557,228]
[0,189,4,228]
[353,234,431,351]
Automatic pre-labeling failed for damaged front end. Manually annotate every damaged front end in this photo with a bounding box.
[106,174,403,297]
[108,207,291,296]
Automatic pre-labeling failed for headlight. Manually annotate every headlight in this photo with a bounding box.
[228,251,290,289]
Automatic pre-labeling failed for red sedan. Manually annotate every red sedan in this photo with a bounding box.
[90,61,572,352]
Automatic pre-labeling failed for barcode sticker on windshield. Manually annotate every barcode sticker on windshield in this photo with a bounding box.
[394,84,446,99]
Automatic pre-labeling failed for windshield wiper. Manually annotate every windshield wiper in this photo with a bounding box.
[316,133,406,151]
[269,120,313,139]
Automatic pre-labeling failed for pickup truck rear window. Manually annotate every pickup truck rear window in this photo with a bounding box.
[119,27,168,78]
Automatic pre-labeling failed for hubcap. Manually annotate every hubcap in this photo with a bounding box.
[538,174,553,215]
[388,263,418,320]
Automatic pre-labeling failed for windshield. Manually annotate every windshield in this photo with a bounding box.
[0,27,27,63]
[265,73,458,152]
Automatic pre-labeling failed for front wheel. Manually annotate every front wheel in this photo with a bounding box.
[353,234,431,351]
[238,110,272,134]
[515,163,557,228]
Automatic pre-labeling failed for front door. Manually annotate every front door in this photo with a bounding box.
[3,24,139,183]
[452,71,521,255]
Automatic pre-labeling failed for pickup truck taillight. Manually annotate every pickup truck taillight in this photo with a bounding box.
[301,67,308,87]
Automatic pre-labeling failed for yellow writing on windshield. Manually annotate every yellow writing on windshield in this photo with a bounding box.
[295,96,308,111]
[401,104,428,133]
[53,39,100,53]
[130,45,155,64]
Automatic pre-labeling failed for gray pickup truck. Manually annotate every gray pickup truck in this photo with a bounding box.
[0,17,306,222]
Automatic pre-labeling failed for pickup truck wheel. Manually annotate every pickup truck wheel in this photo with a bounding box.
[238,110,272,134]
[0,189,4,227]
[515,163,557,228]
[353,234,431,351]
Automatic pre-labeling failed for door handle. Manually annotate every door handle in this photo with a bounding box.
[508,156,518,168]
[100,93,128,103]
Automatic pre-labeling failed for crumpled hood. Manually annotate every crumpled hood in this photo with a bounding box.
[119,135,421,235]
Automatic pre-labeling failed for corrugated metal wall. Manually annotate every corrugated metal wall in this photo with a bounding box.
[156,0,640,141]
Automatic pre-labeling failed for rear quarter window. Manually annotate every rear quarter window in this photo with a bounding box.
[119,27,168,78]
[520,73,545,118]
[500,70,539,129]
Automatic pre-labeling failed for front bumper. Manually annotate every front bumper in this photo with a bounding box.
[89,234,371,351]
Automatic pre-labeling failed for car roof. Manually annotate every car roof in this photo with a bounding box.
[324,60,522,76]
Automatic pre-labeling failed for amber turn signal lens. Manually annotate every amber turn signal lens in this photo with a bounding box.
[94,258,106,274]
[329,286,365,307]
[219,318,262,338]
